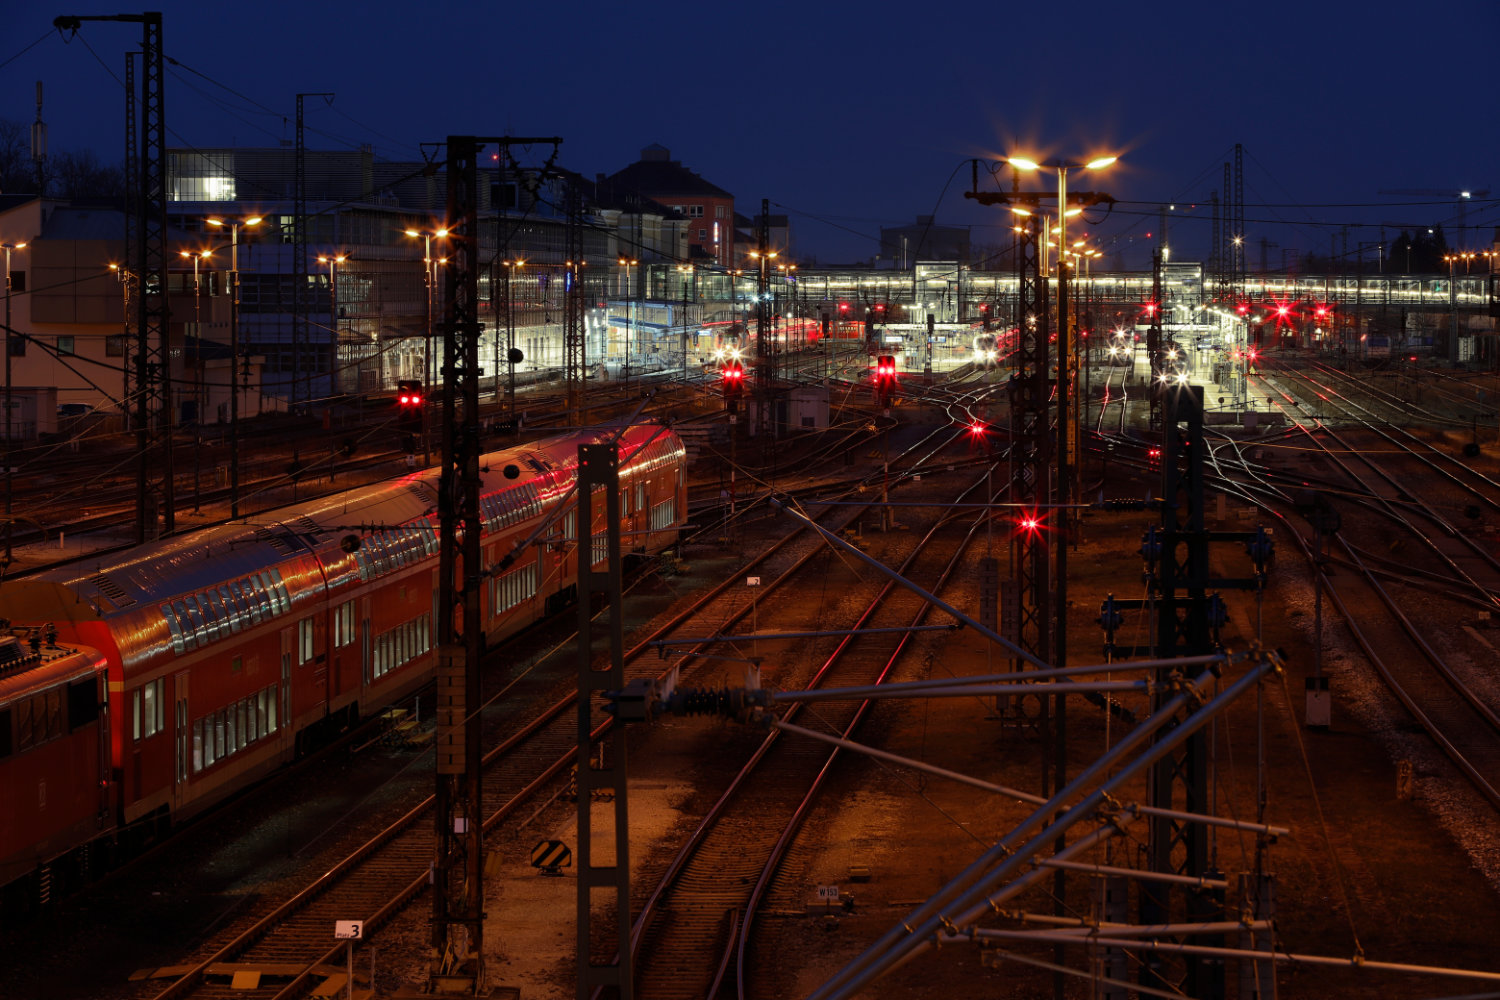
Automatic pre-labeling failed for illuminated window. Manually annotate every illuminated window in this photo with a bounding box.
[334,600,355,647]
[298,617,315,664]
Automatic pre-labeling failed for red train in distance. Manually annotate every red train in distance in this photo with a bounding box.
[0,423,686,912]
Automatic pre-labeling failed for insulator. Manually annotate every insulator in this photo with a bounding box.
[1139,525,1162,563]
[1244,526,1274,572]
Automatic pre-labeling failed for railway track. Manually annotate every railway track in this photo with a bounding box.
[1201,366,1500,815]
[111,411,983,999]
[628,464,1005,999]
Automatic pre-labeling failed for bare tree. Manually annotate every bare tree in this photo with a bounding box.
[50,149,124,200]
[0,119,32,194]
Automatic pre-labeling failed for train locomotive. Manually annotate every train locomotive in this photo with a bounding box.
[0,423,686,911]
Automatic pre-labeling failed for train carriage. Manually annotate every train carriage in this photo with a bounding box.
[0,631,112,908]
[0,424,685,906]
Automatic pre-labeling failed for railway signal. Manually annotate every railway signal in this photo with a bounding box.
[873,355,897,407]
[396,379,424,452]
[721,358,745,411]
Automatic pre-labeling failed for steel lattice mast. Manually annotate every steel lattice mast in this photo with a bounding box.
[57,12,172,540]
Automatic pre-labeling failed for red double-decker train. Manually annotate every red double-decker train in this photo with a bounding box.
[0,423,686,911]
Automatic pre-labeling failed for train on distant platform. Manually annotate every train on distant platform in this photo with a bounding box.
[0,423,686,912]
[697,318,827,367]
[1105,331,1135,367]
[971,326,1019,367]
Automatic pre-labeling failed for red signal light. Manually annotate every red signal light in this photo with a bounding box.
[969,420,985,435]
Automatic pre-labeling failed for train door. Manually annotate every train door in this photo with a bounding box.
[360,596,371,687]
[173,670,190,811]
[280,628,293,747]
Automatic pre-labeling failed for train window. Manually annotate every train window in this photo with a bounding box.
[334,600,355,647]
[298,617,315,665]
[651,498,676,531]
[418,614,429,656]
[237,700,249,751]
[42,689,62,742]
[421,519,438,554]
[591,530,608,567]
[253,573,272,613]
[224,705,236,757]
[222,583,240,629]
[353,547,371,582]
[162,604,186,654]
[14,697,33,750]
[138,679,163,740]
[183,595,207,640]
[562,509,576,541]
[270,569,291,614]
[68,677,99,730]
[170,600,194,649]
[636,482,646,512]
[193,718,204,772]
[219,586,241,634]
[242,579,264,624]
[200,592,223,643]
[267,683,277,733]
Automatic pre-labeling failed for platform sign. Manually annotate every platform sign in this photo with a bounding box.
[816,885,840,902]
[746,576,761,587]
[334,920,363,940]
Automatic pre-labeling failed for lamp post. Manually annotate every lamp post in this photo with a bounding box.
[618,257,637,391]
[405,227,448,465]
[179,248,212,513]
[502,258,524,418]
[317,253,347,398]
[207,215,262,519]
[2,240,26,565]
[1006,153,1116,515]
[676,264,696,377]
[1001,155,1115,939]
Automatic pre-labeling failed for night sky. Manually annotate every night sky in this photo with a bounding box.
[3,0,1498,267]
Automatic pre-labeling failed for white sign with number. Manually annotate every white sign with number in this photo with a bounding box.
[746,576,761,587]
[816,885,840,902]
[334,920,363,940]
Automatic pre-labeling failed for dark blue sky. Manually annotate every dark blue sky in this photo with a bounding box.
[4,0,1498,267]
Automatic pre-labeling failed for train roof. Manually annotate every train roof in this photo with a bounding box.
[0,633,107,703]
[0,423,681,622]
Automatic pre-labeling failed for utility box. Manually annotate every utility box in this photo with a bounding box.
[788,386,829,430]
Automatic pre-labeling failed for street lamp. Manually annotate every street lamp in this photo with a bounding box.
[2,240,27,564]
[179,248,212,512]
[405,227,447,465]
[618,257,637,390]
[207,215,262,518]
[317,253,347,397]
[1003,153,1116,804]
[502,258,524,417]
